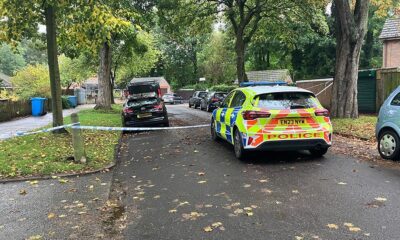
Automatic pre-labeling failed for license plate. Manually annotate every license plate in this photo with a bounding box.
[279,119,305,125]
[137,113,152,119]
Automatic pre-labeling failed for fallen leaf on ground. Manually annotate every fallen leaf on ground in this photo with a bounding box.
[295,236,304,240]
[169,209,177,213]
[47,213,55,219]
[243,207,252,211]
[27,235,42,240]
[198,180,207,184]
[246,212,254,216]
[59,214,67,218]
[326,223,339,230]
[349,227,361,232]
[27,180,39,185]
[364,233,371,236]
[153,195,160,199]
[58,179,69,184]
[197,172,205,176]
[344,222,354,227]
[19,189,27,195]
[374,197,387,202]
[203,226,213,232]
[243,184,251,188]
[259,179,268,183]
[194,150,199,153]
[211,222,223,227]
[292,190,299,194]
[338,182,347,185]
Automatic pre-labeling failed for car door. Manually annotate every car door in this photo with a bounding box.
[190,92,197,105]
[387,90,400,127]
[225,91,246,143]
[214,91,236,140]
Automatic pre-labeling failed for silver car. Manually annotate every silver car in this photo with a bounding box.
[376,86,400,160]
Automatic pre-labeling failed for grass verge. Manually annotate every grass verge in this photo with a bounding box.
[0,105,122,179]
[331,115,377,140]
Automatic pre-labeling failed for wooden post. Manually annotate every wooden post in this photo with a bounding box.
[71,113,87,163]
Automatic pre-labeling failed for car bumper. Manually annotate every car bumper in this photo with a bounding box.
[242,130,332,150]
[123,116,168,127]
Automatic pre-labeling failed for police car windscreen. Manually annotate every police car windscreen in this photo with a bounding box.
[256,92,318,110]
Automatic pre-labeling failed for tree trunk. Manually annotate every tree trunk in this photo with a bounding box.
[331,0,370,118]
[110,75,115,105]
[45,4,65,131]
[235,33,248,83]
[95,42,112,110]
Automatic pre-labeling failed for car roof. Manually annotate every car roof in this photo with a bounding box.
[240,86,314,96]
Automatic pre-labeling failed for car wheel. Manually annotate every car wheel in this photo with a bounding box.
[194,104,198,109]
[233,128,246,160]
[211,119,219,141]
[309,147,328,157]
[189,102,192,108]
[163,121,170,127]
[378,130,400,160]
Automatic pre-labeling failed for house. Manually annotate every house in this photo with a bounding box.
[379,17,400,68]
[130,77,171,96]
[235,70,293,84]
[82,77,99,92]
[0,72,12,89]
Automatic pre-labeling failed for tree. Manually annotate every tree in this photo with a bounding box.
[200,0,325,83]
[0,1,71,129]
[11,64,51,99]
[59,55,94,89]
[198,31,236,84]
[331,0,370,118]
[0,44,26,76]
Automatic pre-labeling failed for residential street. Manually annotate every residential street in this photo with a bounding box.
[109,104,400,240]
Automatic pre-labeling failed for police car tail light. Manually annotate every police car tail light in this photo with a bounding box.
[242,110,271,120]
[315,109,329,117]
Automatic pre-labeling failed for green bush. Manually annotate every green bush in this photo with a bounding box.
[209,84,237,92]
[61,96,71,109]
[11,64,50,99]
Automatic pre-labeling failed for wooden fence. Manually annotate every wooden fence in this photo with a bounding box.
[0,99,52,122]
[377,68,400,109]
[295,79,333,109]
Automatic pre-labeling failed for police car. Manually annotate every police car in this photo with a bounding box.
[210,83,333,159]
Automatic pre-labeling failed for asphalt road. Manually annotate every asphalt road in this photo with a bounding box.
[112,104,400,240]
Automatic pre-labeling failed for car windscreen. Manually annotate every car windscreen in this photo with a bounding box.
[198,92,207,98]
[255,92,319,110]
[127,98,158,108]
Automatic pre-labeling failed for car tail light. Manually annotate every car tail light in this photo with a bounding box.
[153,104,163,111]
[123,108,133,114]
[315,109,329,117]
[242,110,271,120]
[158,89,161,97]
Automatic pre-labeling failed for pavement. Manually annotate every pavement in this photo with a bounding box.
[0,104,95,140]
[110,104,400,240]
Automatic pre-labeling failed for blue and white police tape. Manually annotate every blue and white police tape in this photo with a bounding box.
[70,124,209,131]
[15,123,80,137]
[14,123,209,137]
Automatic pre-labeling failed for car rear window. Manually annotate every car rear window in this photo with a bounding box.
[199,92,207,98]
[255,92,319,109]
[128,84,159,95]
[215,93,226,98]
[127,98,158,108]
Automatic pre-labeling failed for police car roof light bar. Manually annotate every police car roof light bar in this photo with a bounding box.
[239,81,288,87]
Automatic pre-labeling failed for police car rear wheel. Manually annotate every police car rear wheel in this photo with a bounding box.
[234,129,246,159]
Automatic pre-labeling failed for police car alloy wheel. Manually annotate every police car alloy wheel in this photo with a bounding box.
[378,130,400,160]
[234,129,245,159]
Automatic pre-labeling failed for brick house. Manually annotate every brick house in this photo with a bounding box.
[380,17,400,68]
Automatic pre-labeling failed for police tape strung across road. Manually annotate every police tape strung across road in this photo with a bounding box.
[15,123,80,137]
[70,124,209,131]
[14,123,209,137]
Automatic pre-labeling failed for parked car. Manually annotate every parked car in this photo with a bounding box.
[122,81,169,127]
[211,85,332,159]
[162,93,183,104]
[200,92,227,112]
[188,91,207,108]
[376,86,400,160]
